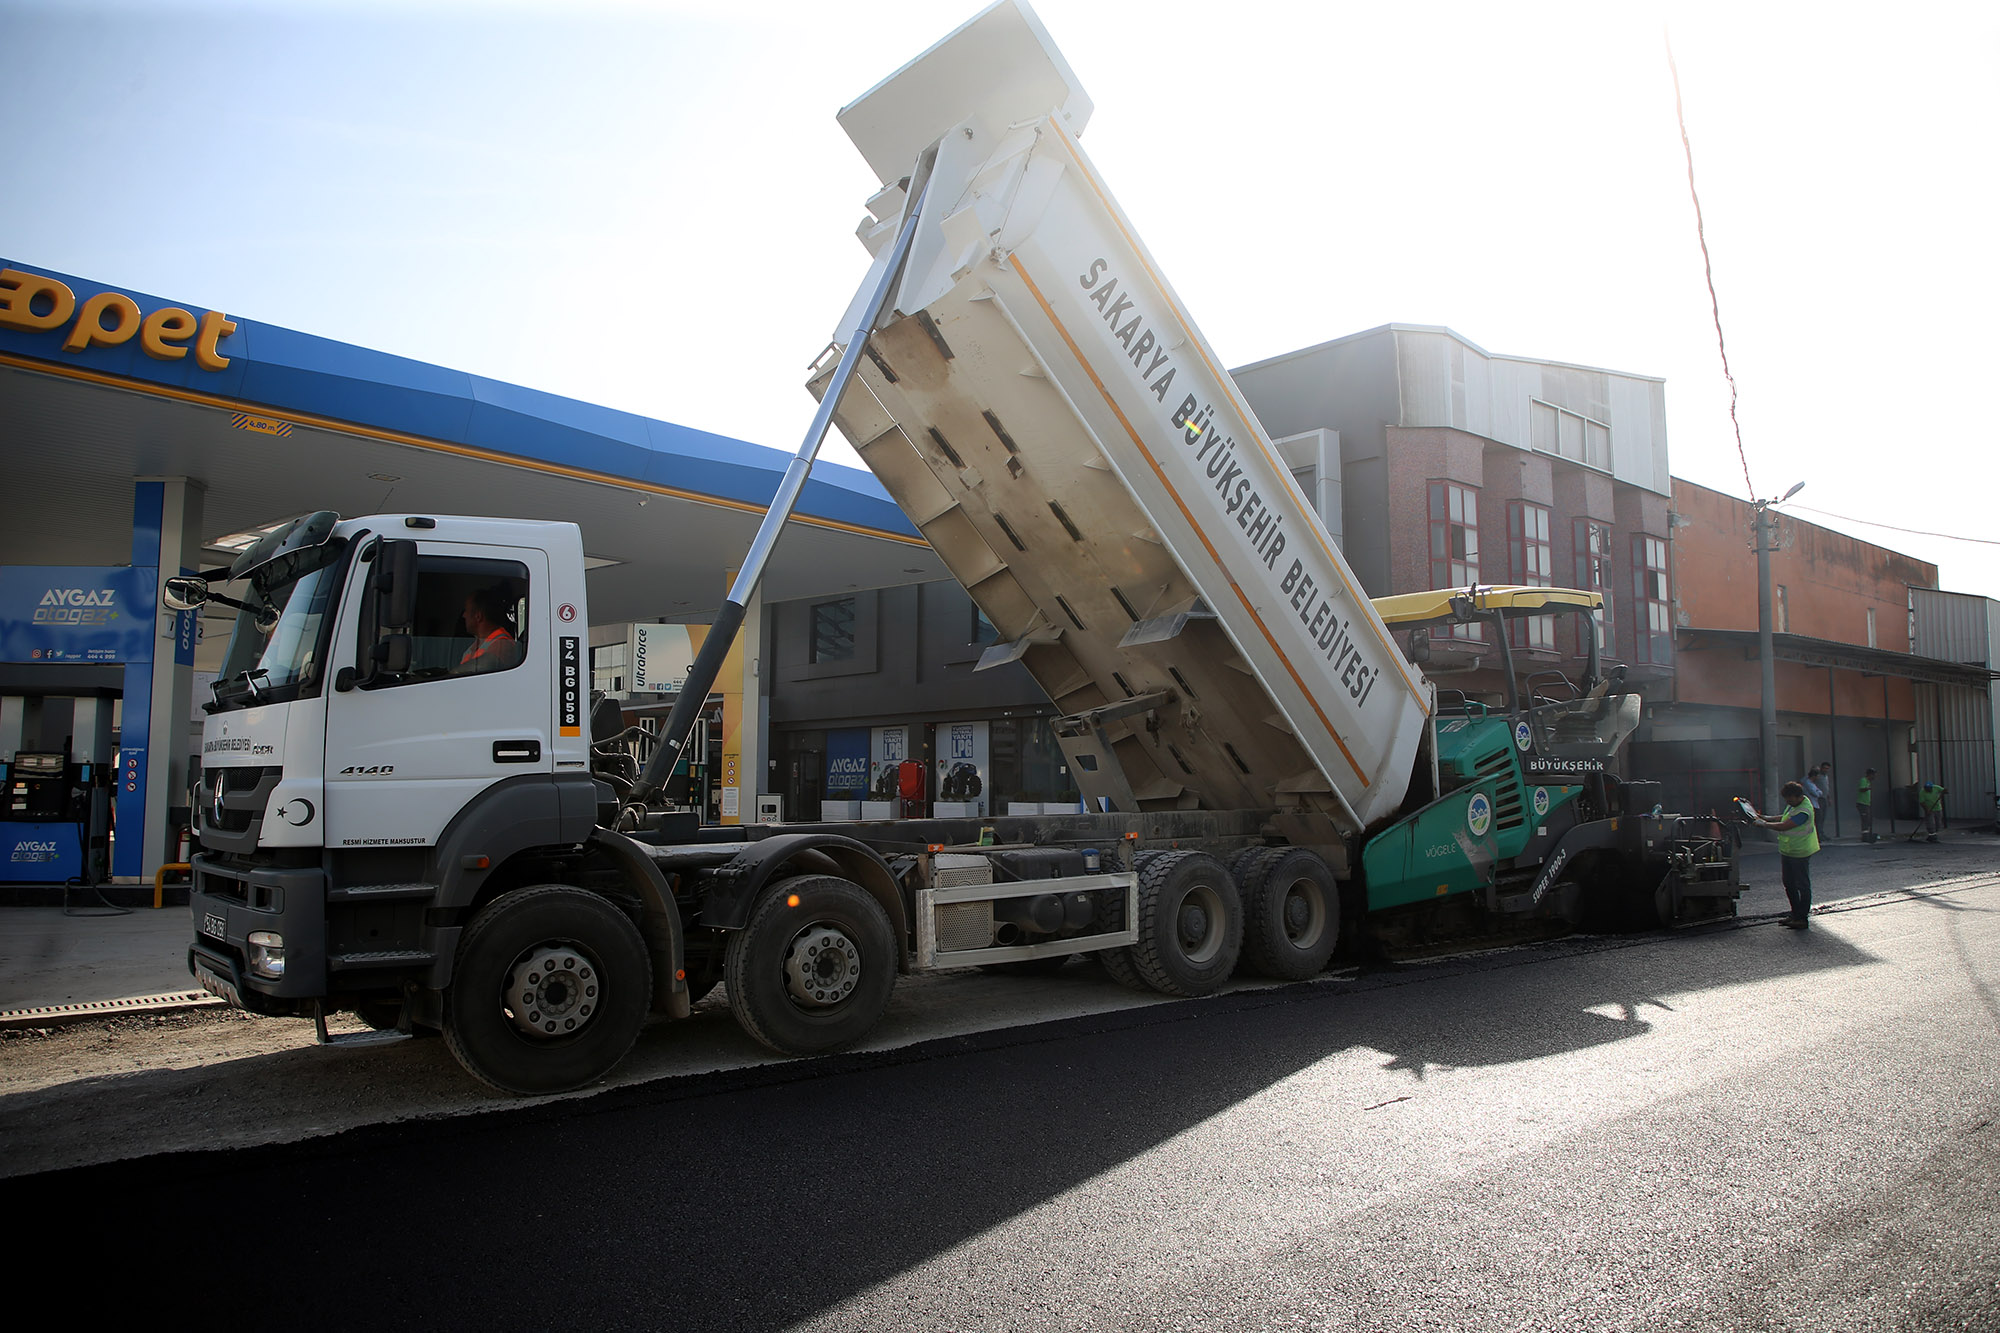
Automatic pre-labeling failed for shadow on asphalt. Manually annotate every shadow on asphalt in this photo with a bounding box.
[0,915,1881,1328]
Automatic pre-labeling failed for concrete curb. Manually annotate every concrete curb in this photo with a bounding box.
[0,991,225,1031]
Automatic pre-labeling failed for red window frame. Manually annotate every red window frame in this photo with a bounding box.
[1573,518,1613,657]
[1632,533,1671,664]
[1507,500,1554,650]
[1429,481,1482,641]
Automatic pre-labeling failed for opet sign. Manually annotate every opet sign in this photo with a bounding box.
[0,267,237,369]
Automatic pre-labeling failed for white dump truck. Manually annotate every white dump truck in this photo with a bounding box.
[182,1,1735,1094]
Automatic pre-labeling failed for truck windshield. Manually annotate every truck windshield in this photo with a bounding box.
[209,539,351,712]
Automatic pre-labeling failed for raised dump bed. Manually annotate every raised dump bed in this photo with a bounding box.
[818,0,1432,844]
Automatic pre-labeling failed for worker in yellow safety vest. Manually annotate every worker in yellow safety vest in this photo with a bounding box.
[1911,779,1947,844]
[1753,780,1819,929]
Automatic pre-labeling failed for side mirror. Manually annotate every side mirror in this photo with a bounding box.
[1407,627,1433,664]
[162,577,209,612]
[378,540,419,632]
[373,634,412,676]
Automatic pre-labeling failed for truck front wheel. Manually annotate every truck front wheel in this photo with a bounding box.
[443,885,652,1095]
[725,875,896,1056]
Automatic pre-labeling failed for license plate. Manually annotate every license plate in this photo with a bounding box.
[202,912,227,939]
[192,959,243,1008]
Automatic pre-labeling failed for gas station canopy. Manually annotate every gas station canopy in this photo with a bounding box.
[0,258,947,883]
[0,259,946,621]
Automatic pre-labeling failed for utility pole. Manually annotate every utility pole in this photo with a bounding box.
[1752,482,1803,812]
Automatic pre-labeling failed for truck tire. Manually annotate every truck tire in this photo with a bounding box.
[1237,848,1340,980]
[1096,945,1147,991]
[1129,850,1242,997]
[443,884,652,1096]
[1227,844,1276,884]
[725,874,896,1056]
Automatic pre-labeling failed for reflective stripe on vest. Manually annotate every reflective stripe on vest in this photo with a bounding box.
[1775,798,1819,858]
[462,628,512,664]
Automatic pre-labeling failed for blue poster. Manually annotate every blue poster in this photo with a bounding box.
[824,728,871,800]
[0,565,157,665]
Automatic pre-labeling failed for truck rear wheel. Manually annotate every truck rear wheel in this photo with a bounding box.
[1096,945,1146,991]
[1237,848,1339,980]
[443,884,652,1095]
[1130,850,1242,997]
[725,874,896,1056]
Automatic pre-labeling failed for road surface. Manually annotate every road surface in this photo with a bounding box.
[3,842,1994,1329]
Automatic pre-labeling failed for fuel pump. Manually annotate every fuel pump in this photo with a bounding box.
[1,751,91,882]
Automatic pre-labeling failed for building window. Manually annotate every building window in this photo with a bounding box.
[1429,481,1481,641]
[988,715,1080,806]
[1775,585,1789,634]
[1530,399,1612,471]
[971,605,998,646]
[1632,534,1671,664]
[1507,501,1554,650]
[1574,519,1613,656]
[810,598,856,664]
[591,640,629,697]
[1867,605,1877,648]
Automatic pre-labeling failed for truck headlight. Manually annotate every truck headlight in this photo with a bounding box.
[247,930,286,979]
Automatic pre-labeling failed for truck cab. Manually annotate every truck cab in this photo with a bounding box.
[186,515,622,1059]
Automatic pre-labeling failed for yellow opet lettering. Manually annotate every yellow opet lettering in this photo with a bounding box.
[0,268,76,331]
[63,290,142,352]
[194,309,237,371]
[2,267,236,368]
[141,306,199,360]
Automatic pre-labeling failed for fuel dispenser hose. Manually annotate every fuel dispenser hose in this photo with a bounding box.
[61,792,128,918]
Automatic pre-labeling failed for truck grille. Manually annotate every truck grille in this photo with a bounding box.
[200,766,284,853]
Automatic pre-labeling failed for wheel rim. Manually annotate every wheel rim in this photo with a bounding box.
[1175,884,1226,964]
[1279,876,1328,949]
[503,942,601,1040]
[784,924,863,1008]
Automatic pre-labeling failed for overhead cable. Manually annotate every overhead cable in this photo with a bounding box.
[1666,32,1757,502]
[1789,505,2000,548]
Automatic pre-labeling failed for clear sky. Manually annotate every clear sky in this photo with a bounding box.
[5,0,1996,598]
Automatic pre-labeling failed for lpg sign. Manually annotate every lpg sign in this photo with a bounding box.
[35,586,121,627]
[0,566,156,663]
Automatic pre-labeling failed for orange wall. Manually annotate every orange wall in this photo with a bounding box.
[1672,478,1936,650]
[1676,643,1916,717]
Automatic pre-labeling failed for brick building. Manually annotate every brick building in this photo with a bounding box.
[1639,478,1980,829]
[1232,324,1674,705]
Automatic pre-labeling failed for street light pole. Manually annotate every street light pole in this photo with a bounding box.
[1753,482,1804,812]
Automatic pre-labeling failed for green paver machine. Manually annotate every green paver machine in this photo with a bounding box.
[1359,586,1738,939]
